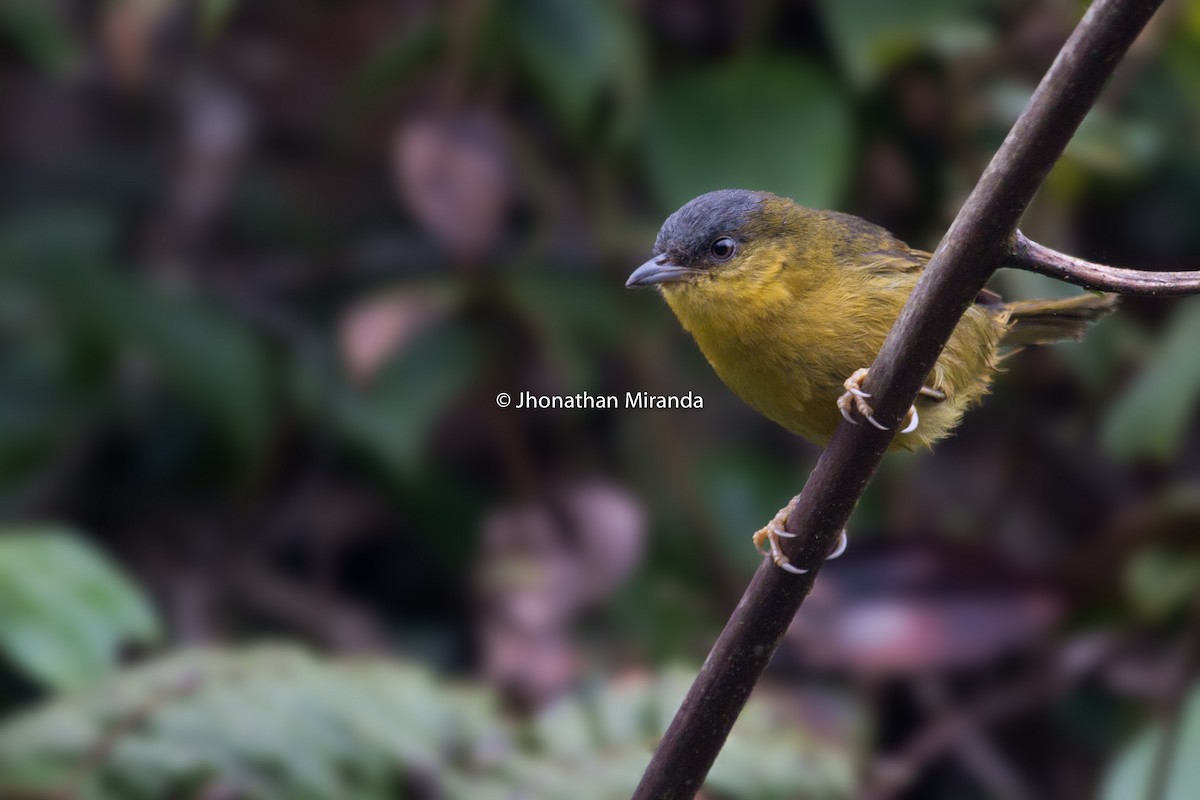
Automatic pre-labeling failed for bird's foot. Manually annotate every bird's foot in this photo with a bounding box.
[752,494,849,575]
[836,367,920,434]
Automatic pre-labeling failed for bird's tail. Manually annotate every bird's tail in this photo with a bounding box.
[1000,293,1120,347]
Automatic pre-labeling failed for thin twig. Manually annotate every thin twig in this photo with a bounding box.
[911,677,1037,800]
[631,2,1167,798]
[864,634,1127,800]
[869,677,1052,800]
[1008,232,1200,296]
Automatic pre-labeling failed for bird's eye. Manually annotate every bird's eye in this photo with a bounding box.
[710,237,737,261]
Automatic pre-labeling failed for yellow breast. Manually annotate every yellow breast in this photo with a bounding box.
[660,251,1005,450]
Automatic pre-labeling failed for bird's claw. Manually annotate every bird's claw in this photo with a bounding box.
[836,367,921,435]
[836,368,878,428]
[827,529,848,560]
[752,494,849,575]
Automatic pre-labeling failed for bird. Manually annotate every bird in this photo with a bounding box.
[627,189,1117,574]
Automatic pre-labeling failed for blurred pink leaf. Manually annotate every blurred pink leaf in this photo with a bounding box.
[337,288,452,384]
[391,112,511,262]
[102,0,172,91]
[790,544,1062,677]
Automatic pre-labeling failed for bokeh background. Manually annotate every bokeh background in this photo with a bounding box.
[2,0,1200,798]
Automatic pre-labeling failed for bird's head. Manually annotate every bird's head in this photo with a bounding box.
[627,189,804,295]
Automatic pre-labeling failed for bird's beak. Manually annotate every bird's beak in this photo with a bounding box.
[626,256,692,288]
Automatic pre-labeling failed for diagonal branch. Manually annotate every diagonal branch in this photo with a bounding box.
[632,1,1170,798]
[1007,231,1200,296]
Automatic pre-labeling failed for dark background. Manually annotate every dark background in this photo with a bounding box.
[1,0,1199,798]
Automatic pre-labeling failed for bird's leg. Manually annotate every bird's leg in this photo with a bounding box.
[836,367,922,434]
[752,494,849,575]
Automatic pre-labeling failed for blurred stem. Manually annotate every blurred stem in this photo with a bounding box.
[864,634,1126,800]
[911,678,1035,800]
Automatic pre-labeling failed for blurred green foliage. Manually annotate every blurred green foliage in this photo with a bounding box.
[817,0,990,86]
[1124,545,1200,621]
[644,57,852,209]
[0,529,159,691]
[200,0,238,38]
[509,0,644,140]
[0,0,80,75]
[1103,297,1200,461]
[328,323,479,482]
[0,210,271,477]
[1101,683,1200,800]
[0,645,860,800]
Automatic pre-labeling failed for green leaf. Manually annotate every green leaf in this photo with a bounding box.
[0,0,81,75]
[697,451,806,572]
[1101,683,1200,800]
[816,0,990,86]
[200,0,237,37]
[505,273,627,390]
[0,335,80,499]
[529,695,598,759]
[1125,548,1200,621]
[109,281,273,469]
[508,0,644,138]
[987,83,1162,177]
[0,528,160,690]
[0,648,861,800]
[1103,298,1200,461]
[643,57,853,212]
[0,209,273,470]
[334,324,478,483]
[0,208,116,282]
[345,14,444,119]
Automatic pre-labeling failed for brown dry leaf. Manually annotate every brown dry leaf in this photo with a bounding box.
[391,111,511,262]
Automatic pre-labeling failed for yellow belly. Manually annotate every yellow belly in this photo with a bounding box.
[662,274,1005,450]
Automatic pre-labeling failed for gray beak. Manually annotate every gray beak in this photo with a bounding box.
[626,256,693,288]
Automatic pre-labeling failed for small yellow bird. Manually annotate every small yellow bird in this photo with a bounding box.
[627,189,1117,573]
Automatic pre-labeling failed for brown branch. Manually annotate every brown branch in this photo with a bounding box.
[631,1,1167,798]
[1008,231,1200,296]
